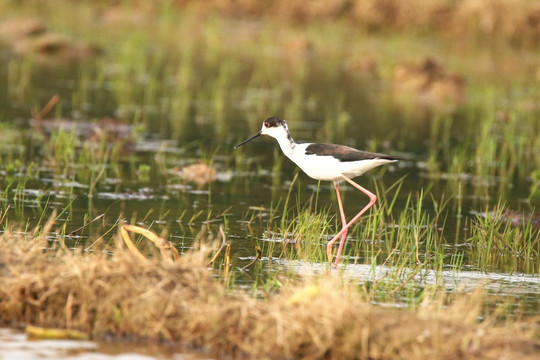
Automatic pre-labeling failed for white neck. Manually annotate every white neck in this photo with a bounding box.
[274,132,296,158]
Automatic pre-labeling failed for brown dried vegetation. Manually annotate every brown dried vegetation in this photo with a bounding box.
[1,226,539,359]
[171,0,540,43]
[392,58,466,111]
[0,17,99,60]
[29,0,539,44]
[171,163,218,187]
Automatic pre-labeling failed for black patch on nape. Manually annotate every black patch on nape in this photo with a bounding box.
[305,143,400,162]
[264,116,286,128]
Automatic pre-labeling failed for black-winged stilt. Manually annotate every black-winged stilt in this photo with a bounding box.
[235,116,399,267]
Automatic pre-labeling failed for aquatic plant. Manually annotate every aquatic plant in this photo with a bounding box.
[467,203,540,274]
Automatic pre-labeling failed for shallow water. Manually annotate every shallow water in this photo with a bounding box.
[0,328,209,360]
[286,260,540,310]
[0,14,539,317]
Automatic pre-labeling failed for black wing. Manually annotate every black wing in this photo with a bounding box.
[305,143,400,162]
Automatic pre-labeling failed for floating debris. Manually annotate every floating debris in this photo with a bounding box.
[0,17,100,61]
[171,162,218,187]
[491,209,540,229]
[26,325,89,341]
[0,18,46,40]
[392,57,466,110]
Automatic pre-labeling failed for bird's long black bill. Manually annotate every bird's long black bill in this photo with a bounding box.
[234,131,261,149]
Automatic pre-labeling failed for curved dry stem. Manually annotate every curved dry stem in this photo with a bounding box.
[208,224,228,264]
[241,246,262,272]
[120,224,179,262]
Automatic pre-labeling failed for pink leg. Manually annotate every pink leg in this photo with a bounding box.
[327,175,377,268]
[327,182,348,263]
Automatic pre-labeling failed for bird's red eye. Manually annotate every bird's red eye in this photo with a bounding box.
[264,122,270,128]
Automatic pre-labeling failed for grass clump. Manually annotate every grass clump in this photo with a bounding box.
[467,204,540,274]
[0,225,539,359]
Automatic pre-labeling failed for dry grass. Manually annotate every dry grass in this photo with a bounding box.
[1,227,539,359]
[392,57,466,110]
[39,0,539,43]
[171,0,540,43]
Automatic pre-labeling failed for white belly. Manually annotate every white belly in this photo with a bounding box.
[288,153,396,182]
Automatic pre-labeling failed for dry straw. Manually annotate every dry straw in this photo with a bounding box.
[1,224,539,359]
[170,0,540,43]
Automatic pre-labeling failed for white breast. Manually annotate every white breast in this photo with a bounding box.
[287,143,396,182]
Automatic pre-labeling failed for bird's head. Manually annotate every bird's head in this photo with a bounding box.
[234,117,290,148]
